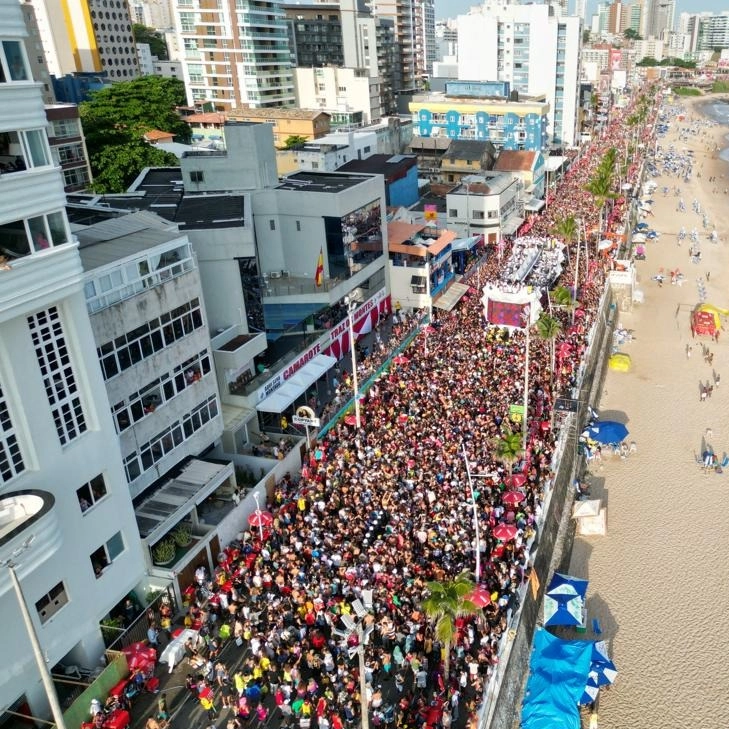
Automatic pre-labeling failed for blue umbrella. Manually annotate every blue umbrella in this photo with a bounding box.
[579,671,601,705]
[587,420,629,445]
[590,641,618,686]
[635,222,649,230]
[544,573,589,627]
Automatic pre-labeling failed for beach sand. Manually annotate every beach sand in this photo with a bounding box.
[567,95,729,728]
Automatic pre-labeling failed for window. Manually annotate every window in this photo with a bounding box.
[0,129,52,172]
[448,209,457,217]
[295,220,301,231]
[58,143,84,164]
[28,307,87,446]
[35,582,69,624]
[0,40,29,82]
[123,395,218,482]
[90,532,125,577]
[63,167,90,188]
[0,380,24,483]
[96,298,204,380]
[112,349,211,433]
[77,474,108,512]
[473,210,485,220]
[269,220,276,231]
[190,170,204,183]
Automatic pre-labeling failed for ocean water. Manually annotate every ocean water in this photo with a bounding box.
[701,100,729,162]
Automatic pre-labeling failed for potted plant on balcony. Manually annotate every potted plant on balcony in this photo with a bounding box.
[152,538,177,566]
[172,522,193,548]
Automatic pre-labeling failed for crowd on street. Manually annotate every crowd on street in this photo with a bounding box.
[142,93,657,729]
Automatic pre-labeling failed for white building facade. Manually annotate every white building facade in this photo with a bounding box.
[0,0,146,719]
[294,66,382,125]
[456,2,581,148]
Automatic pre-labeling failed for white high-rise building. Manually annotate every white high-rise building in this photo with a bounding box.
[0,0,146,719]
[457,1,581,147]
[173,0,294,109]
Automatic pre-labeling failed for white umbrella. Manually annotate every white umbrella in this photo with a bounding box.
[632,233,646,243]
[572,499,602,518]
[598,239,614,251]
[621,183,632,191]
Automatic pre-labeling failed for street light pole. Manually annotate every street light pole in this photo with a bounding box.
[522,306,531,455]
[2,541,68,729]
[573,219,581,325]
[252,491,264,543]
[461,443,482,583]
[357,625,370,729]
[345,296,361,429]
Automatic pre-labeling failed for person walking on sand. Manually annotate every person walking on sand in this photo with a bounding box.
[686,344,692,359]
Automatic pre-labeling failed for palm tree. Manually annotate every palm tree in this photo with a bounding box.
[421,571,477,682]
[583,170,618,238]
[535,313,562,385]
[551,215,577,269]
[491,424,524,479]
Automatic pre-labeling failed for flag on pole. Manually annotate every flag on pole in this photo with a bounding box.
[424,204,438,222]
[314,247,324,287]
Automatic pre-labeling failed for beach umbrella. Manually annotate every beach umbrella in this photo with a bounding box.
[635,222,649,230]
[492,523,518,541]
[591,641,618,686]
[248,510,273,528]
[467,586,492,608]
[344,413,364,426]
[587,420,629,444]
[608,352,631,372]
[543,573,588,627]
[598,239,615,251]
[504,473,527,489]
[502,490,525,507]
[631,233,646,243]
[393,355,410,365]
[579,671,601,705]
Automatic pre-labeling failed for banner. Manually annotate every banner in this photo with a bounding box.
[424,204,438,222]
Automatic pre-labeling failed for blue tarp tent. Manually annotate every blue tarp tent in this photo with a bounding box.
[521,629,594,729]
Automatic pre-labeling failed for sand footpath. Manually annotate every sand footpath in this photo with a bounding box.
[567,95,729,728]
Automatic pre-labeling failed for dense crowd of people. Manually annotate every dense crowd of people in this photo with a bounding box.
[164,93,658,729]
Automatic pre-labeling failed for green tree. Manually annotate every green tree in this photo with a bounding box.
[132,23,168,60]
[80,76,189,192]
[623,28,642,41]
[491,425,524,479]
[584,166,617,236]
[281,134,309,149]
[637,56,658,66]
[551,215,577,271]
[536,312,562,387]
[421,572,477,682]
[582,29,591,44]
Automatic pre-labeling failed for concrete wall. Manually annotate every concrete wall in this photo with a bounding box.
[488,289,615,729]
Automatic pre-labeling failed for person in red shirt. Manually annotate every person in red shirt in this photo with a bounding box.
[330,712,344,729]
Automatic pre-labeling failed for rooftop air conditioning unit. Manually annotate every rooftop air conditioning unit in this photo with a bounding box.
[280,270,290,278]
[270,271,282,279]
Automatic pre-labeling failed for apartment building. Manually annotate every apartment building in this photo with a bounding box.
[172,0,294,110]
[227,106,331,147]
[27,0,140,79]
[457,1,581,147]
[0,1,146,720]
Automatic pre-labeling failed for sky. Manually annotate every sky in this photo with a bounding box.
[433,0,728,22]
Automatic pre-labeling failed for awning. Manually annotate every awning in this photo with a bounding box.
[451,235,480,252]
[434,282,470,311]
[524,198,546,212]
[256,354,336,413]
[222,403,254,433]
[501,216,524,236]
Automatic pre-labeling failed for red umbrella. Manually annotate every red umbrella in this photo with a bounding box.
[248,510,273,528]
[504,473,526,489]
[393,355,410,365]
[467,587,492,608]
[492,523,518,542]
[344,414,364,426]
[501,490,525,507]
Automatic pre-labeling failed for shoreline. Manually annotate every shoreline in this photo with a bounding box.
[567,92,729,727]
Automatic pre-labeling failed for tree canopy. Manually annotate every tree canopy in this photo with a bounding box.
[80,76,189,192]
[132,24,168,60]
[623,28,642,41]
[281,134,309,150]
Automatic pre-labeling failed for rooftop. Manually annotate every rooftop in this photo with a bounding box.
[175,193,246,230]
[229,107,330,121]
[451,172,517,197]
[338,153,417,178]
[493,150,539,172]
[277,171,373,193]
[73,211,182,270]
[443,139,497,163]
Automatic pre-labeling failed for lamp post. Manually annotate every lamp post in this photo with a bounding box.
[345,295,361,429]
[252,491,264,543]
[341,613,371,729]
[573,218,581,325]
[2,537,68,729]
[461,444,483,582]
[522,305,531,455]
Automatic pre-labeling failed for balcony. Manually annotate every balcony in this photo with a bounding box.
[211,324,267,371]
[0,490,61,598]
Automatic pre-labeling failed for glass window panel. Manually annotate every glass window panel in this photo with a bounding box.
[47,212,68,246]
[24,130,49,167]
[28,216,49,251]
[3,42,28,81]
[107,531,124,560]
[0,219,30,258]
